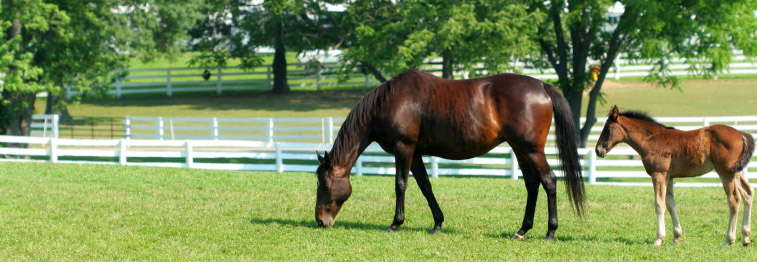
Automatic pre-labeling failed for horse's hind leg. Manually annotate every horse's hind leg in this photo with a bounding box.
[665,180,683,244]
[511,151,557,241]
[737,172,753,246]
[410,155,444,234]
[719,173,742,246]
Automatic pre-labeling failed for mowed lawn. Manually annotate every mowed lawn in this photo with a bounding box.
[1,162,756,260]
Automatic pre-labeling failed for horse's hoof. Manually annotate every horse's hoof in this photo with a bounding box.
[385,228,396,233]
[673,238,681,245]
[742,237,750,246]
[653,239,663,246]
[429,227,442,235]
[511,233,524,240]
[543,236,555,241]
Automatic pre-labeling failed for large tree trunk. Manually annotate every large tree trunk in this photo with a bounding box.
[271,14,290,94]
[45,92,72,121]
[442,51,453,79]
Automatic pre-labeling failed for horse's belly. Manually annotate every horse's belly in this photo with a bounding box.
[673,160,714,178]
[416,136,504,160]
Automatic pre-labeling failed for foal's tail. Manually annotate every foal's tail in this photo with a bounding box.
[732,132,755,173]
[543,82,586,216]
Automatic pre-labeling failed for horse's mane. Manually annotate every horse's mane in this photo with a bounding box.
[618,111,676,130]
[330,71,427,164]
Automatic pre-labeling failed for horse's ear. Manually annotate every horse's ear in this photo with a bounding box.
[317,151,325,164]
[610,105,619,121]
[317,151,331,165]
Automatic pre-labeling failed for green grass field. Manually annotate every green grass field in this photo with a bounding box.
[1,162,756,261]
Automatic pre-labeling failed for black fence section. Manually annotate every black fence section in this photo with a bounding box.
[59,116,126,139]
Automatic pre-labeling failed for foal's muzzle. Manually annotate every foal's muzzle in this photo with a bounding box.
[595,145,607,158]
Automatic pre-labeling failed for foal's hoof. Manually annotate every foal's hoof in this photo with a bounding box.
[511,233,525,240]
[743,237,751,247]
[653,239,663,246]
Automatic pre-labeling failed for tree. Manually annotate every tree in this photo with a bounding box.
[189,0,347,94]
[0,0,203,137]
[530,0,757,146]
[342,0,542,80]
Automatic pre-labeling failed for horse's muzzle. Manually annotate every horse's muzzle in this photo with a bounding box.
[595,146,607,158]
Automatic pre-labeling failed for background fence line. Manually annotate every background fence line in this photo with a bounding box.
[0,135,754,187]
[31,114,757,146]
[62,53,757,98]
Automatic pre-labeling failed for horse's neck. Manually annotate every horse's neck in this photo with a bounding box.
[621,119,669,155]
[330,121,372,170]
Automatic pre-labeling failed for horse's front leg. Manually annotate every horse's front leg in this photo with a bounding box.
[386,142,415,232]
[651,173,668,246]
[410,155,444,234]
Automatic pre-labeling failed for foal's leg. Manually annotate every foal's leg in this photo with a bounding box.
[665,180,683,244]
[737,173,753,246]
[719,173,742,246]
[386,142,415,232]
[651,173,668,246]
[410,156,444,234]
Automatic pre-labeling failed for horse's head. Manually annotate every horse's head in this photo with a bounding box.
[595,106,627,158]
[315,151,352,228]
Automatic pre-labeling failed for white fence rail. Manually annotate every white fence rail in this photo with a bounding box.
[0,135,754,187]
[29,114,757,148]
[62,53,757,98]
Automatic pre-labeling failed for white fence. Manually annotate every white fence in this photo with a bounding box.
[29,114,757,147]
[0,135,754,187]
[62,52,757,98]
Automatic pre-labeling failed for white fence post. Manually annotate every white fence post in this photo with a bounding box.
[185,141,194,168]
[49,138,58,163]
[267,118,274,143]
[166,69,172,97]
[275,143,283,172]
[510,149,519,180]
[124,118,131,140]
[364,74,370,90]
[115,77,122,98]
[613,61,620,80]
[431,157,439,178]
[589,149,597,184]
[119,139,128,165]
[356,157,363,176]
[703,117,710,127]
[52,114,59,138]
[327,117,334,144]
[157,117,164,140]
[212,117,219,140]
[216,67,223,95]
[316,66,322,91]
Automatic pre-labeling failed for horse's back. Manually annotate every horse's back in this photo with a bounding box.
[374,71,554,159]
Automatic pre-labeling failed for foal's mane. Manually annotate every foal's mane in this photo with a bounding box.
[618,111,676,130]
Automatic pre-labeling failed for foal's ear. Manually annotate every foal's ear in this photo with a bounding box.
[609,105,619,121]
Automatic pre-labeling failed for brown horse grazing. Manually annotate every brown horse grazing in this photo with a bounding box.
[595,106,755,246]
[315,70,585,240]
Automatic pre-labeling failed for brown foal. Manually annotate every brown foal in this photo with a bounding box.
[595,106,755,246]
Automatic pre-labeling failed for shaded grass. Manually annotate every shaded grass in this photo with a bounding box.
[1,162,756,261]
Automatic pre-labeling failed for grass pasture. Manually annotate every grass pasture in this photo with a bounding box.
[1,162,756,261]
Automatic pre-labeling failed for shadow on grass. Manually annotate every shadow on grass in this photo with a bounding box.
[249,216,458,234]
[486,232,652,245]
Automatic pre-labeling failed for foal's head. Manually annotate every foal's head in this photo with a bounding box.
[595,106,627,158]
[314,151,352,228]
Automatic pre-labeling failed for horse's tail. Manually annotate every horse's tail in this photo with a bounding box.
[543,82,586,216]
[732,132,755,173]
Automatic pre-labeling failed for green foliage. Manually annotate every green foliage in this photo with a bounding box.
[343,0,542,77]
